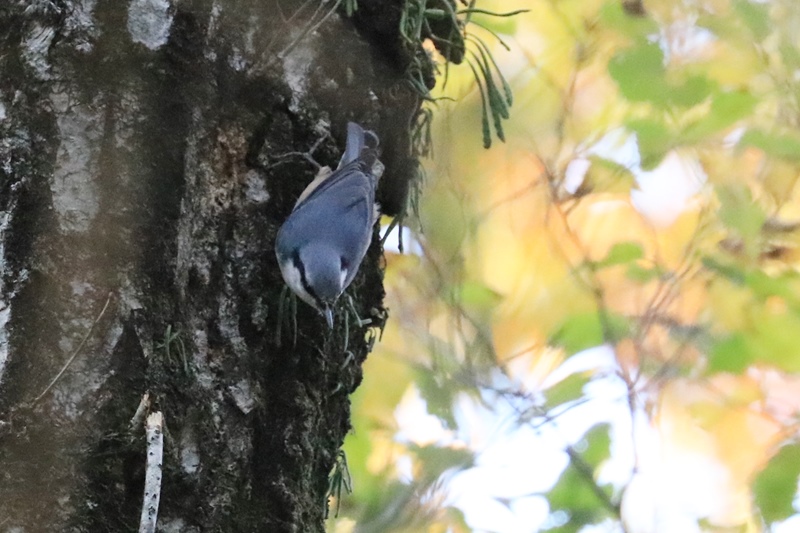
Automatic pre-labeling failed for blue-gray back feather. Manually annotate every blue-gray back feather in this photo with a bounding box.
[276,122,380,290]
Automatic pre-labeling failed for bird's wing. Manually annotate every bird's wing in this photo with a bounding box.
[293,160,375,213]
[283,166,375,267]
[293,166,332,209]
[293,122,380,211]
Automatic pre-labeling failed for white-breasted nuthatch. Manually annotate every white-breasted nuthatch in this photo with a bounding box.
[275,122,381,328]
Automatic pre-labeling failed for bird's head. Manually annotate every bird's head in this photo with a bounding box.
[278,243,346,328]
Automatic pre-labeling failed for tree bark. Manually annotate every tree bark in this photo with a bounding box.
[0,1,431,531]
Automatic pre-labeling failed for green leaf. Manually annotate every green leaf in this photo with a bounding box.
[609,43,712,108]
[711,89,758,121]
[582,155,637,194]
[626,263,664,283]
[733,0,771,41]
[701,256,746,285]
[753,443,800,524]
[627,118,673,169]
[551,313,630,354]
[581,423,612,465]
[446,507,470,529]
[545,371,590,408]
[745,270,800,305]
[410,443,474,484]
[681,90,758,141]
[667,74,714,108]
[596,242,644,268]
[415,361,460,429]
[608,42,667,104]
[749,310,800,372]
[456,280,503,320]
[779,41,800,70]
[717,184,766,245]
[547,424,614,530]
[707,333,753,374]
[739,129,800,161]
[468,59,493,149]
[598,1,658,40]
[353,479,428,528]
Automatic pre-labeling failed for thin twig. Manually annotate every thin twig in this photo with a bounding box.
[139,411,164,533]
[32,291,114,405]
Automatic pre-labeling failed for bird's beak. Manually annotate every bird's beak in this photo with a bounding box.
[323,306,334,329]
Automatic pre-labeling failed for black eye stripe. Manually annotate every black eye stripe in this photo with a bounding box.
[292,251,320,302]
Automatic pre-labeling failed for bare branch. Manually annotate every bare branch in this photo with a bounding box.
[139,411,164,533]
[129,393,151,435]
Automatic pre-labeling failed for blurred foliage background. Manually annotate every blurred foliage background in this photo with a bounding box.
[331,0,800,531]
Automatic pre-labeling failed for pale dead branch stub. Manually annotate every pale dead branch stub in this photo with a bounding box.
[139,411,164,533]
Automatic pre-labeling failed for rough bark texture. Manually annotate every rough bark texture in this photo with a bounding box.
[0,0,436,531]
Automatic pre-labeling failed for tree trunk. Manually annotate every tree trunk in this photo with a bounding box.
[0,1,431,530]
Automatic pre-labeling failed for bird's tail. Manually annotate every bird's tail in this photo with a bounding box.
[338,122,380,169]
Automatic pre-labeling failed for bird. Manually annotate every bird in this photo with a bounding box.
[275,122,381,329]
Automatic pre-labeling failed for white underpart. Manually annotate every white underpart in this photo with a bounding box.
[127,0,173,50]
[278,259,317,309]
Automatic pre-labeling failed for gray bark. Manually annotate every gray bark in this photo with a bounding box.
[0,0,436,531]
